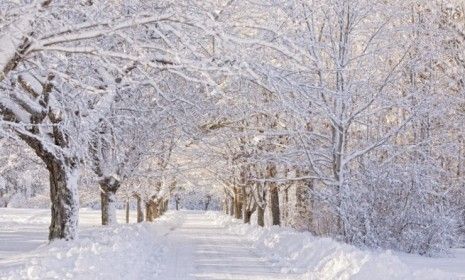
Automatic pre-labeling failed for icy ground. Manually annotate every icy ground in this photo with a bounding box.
[0,209,464,279]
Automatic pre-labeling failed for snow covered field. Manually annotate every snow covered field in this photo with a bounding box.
[0,209,464,279]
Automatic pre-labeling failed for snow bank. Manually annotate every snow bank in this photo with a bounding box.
[206,212,463,280]
[0,216,180,280]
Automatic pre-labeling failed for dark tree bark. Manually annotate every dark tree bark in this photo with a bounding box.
[282,187,289,224]
[268,163,280,226]
[241,186,248,220]
[204,195,212,211]
[146,199,159,222]
[163,199,169,214]
[175,195,181,210]
[136,195,144,223]
[234,187,243,219]
[48,159,79,240]
[244,210,252,224]
[159,200,165,216]
[295,179,314,231]
[242,186,256,224]
[244,202,257,224]
[269,185,280,226]
[229,197,235,216]
[254,181,267,227]
[154,201,160,219]
[146,202,153,222]
[125,200,130,224]
[257,205,265,227]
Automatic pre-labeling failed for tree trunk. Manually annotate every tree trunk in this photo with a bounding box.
[175,197,180,210]
[229,197,234,216]
[244,210,252,224]
[269,185,280,226]
[244,203,256,224]
[10,78,79,241]
[154,201,160,219]
[100,189,117,225]
[257,205,265,227]
[146,200,159,222]
[99,177,120,226]
[160,200,166,217]
[282,187,289,226]
[295,180,313,231]
[163,199,169,214]
[125,200,130,224]
[204,195,211,211]
[268,162,280,226]
[136,196,144,223]
[224,198,229,214]
[242,187,247,220]
[146,202,153,222]
[234,187,243,219]
[48,160,80,241]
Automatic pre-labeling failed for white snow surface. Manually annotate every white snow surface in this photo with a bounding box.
[0,208,164,280]
[206,212,465,280]
[0,209,464,280]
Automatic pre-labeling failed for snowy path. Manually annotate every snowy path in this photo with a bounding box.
[157,212,301,280]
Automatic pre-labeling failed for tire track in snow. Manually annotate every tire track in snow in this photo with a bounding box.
[156,212,303,280]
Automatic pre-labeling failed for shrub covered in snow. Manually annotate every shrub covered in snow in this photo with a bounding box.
[340,162,459,255]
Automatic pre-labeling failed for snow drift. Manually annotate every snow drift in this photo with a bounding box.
[207,212,463,280]
[0,222,168,280]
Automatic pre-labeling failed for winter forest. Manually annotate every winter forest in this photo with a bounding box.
[1,0,465,279]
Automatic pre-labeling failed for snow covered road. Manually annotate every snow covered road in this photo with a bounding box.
[157,212,300,280]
